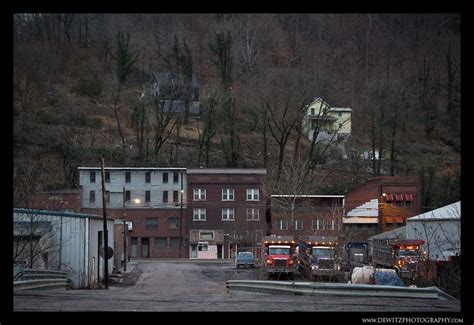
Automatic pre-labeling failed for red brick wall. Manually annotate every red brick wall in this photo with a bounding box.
[82,208,188,258]
[29,191,82,212]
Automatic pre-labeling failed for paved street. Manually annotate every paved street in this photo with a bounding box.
[14,259,460,312]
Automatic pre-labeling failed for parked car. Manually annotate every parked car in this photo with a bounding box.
[235,252,255,268]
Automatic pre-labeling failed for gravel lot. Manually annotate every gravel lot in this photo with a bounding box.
[13,259,461,312]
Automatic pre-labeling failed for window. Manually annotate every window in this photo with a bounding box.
[105,171,110,183]
[198,242,209,251]
[163,191,168,203]
[105,191,110,203]
[246,189,259,201]
[292,220,303,230]
[222,208,235,221]
[326,219,335,230]
[338,112,342,117]
[311,108,315,115]
[199,231,214,240]
[173,172,179,183]
[315,219,324,230]
[125,190,131,202]
[145,172,151,183]
[163,172,169,184]
[222,189,234,201]
[167,217,180,229]
[193,88,200,101]
[194,188,206,201]
[246,208,260,221]
[170,238,180,248]
[173,190,179,203]
[338,122,343,129]
[193,208,206,221]
[89,190,95,203]
[90,172,96,183]
[145,190,151,203]
[312,220,318,230]
[154,237,167,248]
[125,171,131,183]
[276,219,288,230]
[145,218,158,229]
[405,201,412,207]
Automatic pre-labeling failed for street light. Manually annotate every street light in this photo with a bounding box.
[123,186,141,272]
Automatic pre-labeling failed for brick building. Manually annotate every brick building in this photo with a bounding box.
[186,168,267,259]
[78,167,188,261]
[270,195,345,238]
[343,176,421,240]
[29,189,82,212]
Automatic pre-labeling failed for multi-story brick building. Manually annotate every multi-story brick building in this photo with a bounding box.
[78,167,188,261]
[186,168,267,260]
[270,195,345,238]
[343,176,421,240]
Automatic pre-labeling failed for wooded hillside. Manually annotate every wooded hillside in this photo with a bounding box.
[13,14,461,211]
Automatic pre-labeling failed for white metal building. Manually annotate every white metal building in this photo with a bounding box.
[13,208,115,288]
[405,201,461,261]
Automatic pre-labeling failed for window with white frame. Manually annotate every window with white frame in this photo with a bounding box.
[221,208,235,221]
[193,188,206,201]
[276,219,288,230]
[246,188,259,201]
[222,188,235,201]
[326,219,335,230]
[246,208,260,221]
[193,208,206,221]
[314,219,325,230]
[199,231,214,240]
[292,219,303,230]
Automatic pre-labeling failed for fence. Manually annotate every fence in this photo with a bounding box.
[14,268,70,291]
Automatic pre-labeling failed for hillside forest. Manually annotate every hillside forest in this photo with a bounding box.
[13,14,461,211]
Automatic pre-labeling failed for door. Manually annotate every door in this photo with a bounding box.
[141,237,150,258]
[190,244,197,258]
[217,244,223,259]
[131,237,138,258]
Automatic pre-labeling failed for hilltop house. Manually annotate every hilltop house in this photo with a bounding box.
[302,97,352,142]
[150,72,200,115]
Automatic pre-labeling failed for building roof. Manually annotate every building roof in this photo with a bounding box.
[151,72,200,87]
[78,167,186,171]
[330,107,352,112]
[346,199,379,217]
[14,208,111,221]
[343,216,379,224]
[187,168,266,175]
[368,226,406,241]
[407,201,460,221]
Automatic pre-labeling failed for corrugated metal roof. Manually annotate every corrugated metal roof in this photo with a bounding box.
[407,201,460,221]
[78,167,186,171]
[368,226,406,240]
[346,199,379,217]
[13,208,110,221]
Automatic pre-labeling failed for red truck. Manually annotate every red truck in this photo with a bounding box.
[262,235,297,279]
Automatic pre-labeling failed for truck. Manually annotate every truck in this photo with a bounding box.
[296,236,344,282]
[262,235,297,279]
[372,238,425,281]
[345,242,369,266]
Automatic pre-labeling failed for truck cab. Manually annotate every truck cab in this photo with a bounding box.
[262,236,296,278]
[391,240,424,279]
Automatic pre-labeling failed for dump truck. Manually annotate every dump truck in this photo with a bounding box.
[372,238,425,280]
[345,242,369,266]
[262,235,297,278]
[296,236,344,281]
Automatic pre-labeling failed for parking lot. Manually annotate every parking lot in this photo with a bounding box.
[13,259,461,312]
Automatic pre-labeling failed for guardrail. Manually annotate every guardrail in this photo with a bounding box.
[226,280,456,301]
[14,269,70,292]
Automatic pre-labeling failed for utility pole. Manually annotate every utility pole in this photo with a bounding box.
[123,186,127,271]
[179,170,184,258]
[101,158,109,289]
